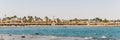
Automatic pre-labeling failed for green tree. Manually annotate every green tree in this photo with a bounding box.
[44,16,49,22]
[56,18,61,23]
[12,15,17,18]
[69,19,73,22]
[5,17,11,20]
[22,16,27,23]
[27,16,34,22]
[34,16,43,21]
[102,19,109,23]
[34,16,38,21]
[73,18,79,24]
[93,17,102,22]
[73,18,79,21]
[11,15,17,19]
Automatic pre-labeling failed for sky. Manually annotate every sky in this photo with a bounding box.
[0,0,120,20]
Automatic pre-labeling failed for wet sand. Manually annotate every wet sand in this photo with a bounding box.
[0,34,118,40]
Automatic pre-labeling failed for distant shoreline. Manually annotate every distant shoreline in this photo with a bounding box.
[0,24,120,28]
[1,16,120,27]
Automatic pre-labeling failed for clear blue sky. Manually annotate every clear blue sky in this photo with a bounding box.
[0,0,120,19]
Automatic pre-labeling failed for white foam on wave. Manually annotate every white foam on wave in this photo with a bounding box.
[101,36,107,38]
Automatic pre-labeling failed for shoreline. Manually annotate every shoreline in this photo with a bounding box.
[0,34,118,40]
[0,25,120,28]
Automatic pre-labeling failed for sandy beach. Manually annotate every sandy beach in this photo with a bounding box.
[0,34,85,40]
[0,34,118,40]
[0,25,120,28]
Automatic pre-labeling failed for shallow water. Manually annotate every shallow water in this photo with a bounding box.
[0,26,120,39]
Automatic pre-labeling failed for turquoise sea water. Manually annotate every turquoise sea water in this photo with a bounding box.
[0,26,120,38]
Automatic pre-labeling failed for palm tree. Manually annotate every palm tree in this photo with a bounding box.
[5,17,11,20]
[44,16,49,23]
[93,17,102,22]
[73,18,79,24]
[56,18,61,23]
[27,16,34,23]
[13,15,17,18]
[102,19,109,23]
[34,16,43,22]
[22,16,27,23]
[11,15,17,20]
[34,16,37,21]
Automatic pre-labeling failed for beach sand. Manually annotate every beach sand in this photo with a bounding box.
[0,34,118,40]
[0,34,85,40]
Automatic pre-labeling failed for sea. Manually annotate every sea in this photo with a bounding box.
[0,26,120,40]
